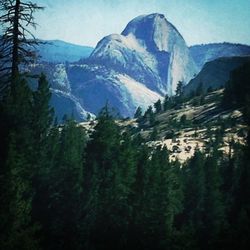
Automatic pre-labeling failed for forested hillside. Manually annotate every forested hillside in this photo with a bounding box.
[0,1,250,250]
[1,62,250,250]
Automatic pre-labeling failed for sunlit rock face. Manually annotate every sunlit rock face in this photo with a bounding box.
[90,13,197,96]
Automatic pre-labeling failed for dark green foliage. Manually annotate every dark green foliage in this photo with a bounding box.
[130,146,183,250]
[183,150,206,229]
[150,126,158,140]
[163,94,170,110]
[164,129,175,139]
[48,119,86,250]
[32,73,54,144]
[222,62,250,112]
[134,106,142,119]
[176,81,184,97]
[1,61,250,250]
[143,105,155,126]
[203,152,225,248]
[179,114,191,128]
[0,77,40,249]
[154,99,162,113]
[163,94,176,111]
[180,114,187,124]
[83,107,136,250]
[207,86,214,93]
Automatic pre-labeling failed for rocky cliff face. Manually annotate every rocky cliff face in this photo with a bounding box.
[90,13,197,95]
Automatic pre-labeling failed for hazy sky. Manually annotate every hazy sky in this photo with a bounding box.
[34,0,250,47]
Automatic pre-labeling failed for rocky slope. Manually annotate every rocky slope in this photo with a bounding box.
[81,89,246,163]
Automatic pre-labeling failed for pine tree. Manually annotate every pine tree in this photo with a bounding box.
[176,81,184,97]
[163,94,170,111]
[32,73,54,146]
[132,146,183,250]
[0,0,44,86]
[30,73,55,249]
[150,127,158,141]
[128,143,150,250]
[134,106,142,119]
[154,99,162,113]
[48,118,86,250]
[144,105,155,126]
[183,150,206,248]
[0,77,39,249]
[204,151,225,249]
[83,106,123,249]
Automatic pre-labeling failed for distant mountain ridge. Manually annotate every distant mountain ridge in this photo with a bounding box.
[37,40,93,63]
[190,42,250,70]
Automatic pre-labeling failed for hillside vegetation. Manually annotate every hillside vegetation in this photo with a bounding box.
[82,84,247,163]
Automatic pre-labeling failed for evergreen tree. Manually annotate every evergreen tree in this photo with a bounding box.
[144,105,155,126]
[128,143,149,249]
[154,99,162,113]
[0,0,44,85]
[176,81,184,97]
[32,73,54,146]
[150,126,158,141]
[48,119,86,250]
[132,146,183,250]
[0,77,39,249]
[134,106,142,119]
[84,106,128,249]
[231,138,250,249]
[30,74,55,249]
[163,94,170,111]
[183,150,206,248]
[204,151,225,249]
[180,114,188,128]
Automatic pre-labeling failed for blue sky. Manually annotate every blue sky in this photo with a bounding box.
[34,0,250,47]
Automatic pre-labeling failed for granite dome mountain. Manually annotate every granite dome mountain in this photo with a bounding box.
[90,13,197,95]
[31,13,250,121]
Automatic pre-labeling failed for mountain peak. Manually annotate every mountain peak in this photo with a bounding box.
[121,13,184,53]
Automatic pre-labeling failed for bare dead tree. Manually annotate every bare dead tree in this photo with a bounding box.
[0,0,44,93]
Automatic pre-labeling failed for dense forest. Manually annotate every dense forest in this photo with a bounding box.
[0,1,250,250]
